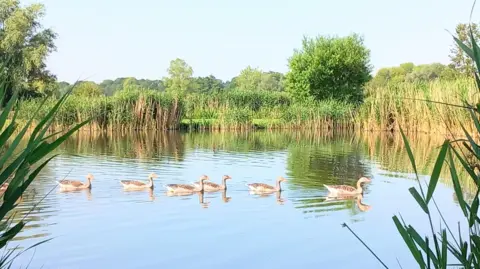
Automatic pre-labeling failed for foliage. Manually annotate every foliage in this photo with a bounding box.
[347,18,480,269]
[370,62,460,87]
[0,65,89,266]
[163,58,194,96]
[72,81,104,97]
[285,33,372,103]
[0,0,57,102]
[449,22,480,75]
[192,75,225,93]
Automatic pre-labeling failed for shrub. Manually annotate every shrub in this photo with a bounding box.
[285,34,372,104]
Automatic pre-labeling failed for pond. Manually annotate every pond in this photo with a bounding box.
[9,130,468,268]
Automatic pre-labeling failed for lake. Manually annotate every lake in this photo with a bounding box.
[8,130,469,268]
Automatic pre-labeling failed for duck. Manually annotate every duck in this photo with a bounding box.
[324,176,371,196]
[57,174,94,190]
[246,176,288,193]
[192,175,231,192]
[120,173,157,190]
[164,175,209,193]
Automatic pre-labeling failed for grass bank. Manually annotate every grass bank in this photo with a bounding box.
[13,78,480,134]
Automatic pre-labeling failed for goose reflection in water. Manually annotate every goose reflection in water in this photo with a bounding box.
[123,188,155,201]
[324,194,371,212]
[249,190,285,205]
[58,187,93,201]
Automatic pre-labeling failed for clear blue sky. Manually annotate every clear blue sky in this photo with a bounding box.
[30,0,480,83]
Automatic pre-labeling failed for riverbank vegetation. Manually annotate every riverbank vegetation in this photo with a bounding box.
[4,1,480,135]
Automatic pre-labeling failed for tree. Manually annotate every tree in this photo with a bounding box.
[235,66,263,91]
[285,34,372,103]
[259,71,284,91]
[164,58,193,95]
[449,23,480,75]
[72,81,103,97]
[192,75,224,93]
[0,0,57,103]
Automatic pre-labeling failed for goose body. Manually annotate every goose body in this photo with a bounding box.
[193,175,231,192]
[120,173,157,190]
[246,176,287,193]
[324,177,371,196]
[57,174,94,190]
[165,175,209,193]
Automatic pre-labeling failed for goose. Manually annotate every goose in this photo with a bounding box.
[324,177,371,196]
[165,175,210,193]
[120,173,157,190]
[192,175,231,192]
[246,176,287,193]
[57,174,94,190]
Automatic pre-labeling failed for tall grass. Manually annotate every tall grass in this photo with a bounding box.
[15,78,480,133]
[359,78,478,134]
[16,89,356,131]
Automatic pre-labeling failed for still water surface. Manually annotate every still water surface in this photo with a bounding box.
[10,131,467,268]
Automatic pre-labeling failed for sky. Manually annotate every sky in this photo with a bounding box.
[27,0,480,83]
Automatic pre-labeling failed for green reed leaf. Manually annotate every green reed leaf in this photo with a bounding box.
[406,226,439,265]
[450,146,479,187]
[453,35,475,60]
[393,215,426,268]
[0,90,18,132]
[426,140,449,204]
[447,148,468,217]
[0,221,24,249]
[469,194,479,228]
[440,229,447,269]
[409,187,428,213]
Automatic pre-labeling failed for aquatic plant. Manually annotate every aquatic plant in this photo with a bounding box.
[345,9,480,268]
[0,59,89,267]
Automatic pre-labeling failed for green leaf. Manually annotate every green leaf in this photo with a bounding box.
[393,216,425,268]
[406,226,439,265]
[0,90,18,131]
[468,191,479,228]
[28,118,91,164]
[453,34,475,59]
[409,187,429,213]
[440,229,447,269]
[450,146,479,187]
[426,140,449,204]
[447,148,468,217]
[0,221,24,249]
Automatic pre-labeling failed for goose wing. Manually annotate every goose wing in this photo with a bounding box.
[121,180,146,186]
[247,183,275,190]
[327,185,356,192]
[58,180,84,187]
[165,184,195,191]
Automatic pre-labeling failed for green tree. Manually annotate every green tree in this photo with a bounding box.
[0,0,57,103]
[192,75,224,93]
[164,58,194,95]
[235,66,263,91]
[72,81,103,97]
[259,71,285,91]
[449,22,480,75]
[285,34,372,103]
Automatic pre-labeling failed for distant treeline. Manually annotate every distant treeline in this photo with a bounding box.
[55,68,285,97]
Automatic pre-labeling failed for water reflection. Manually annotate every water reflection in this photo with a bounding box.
[5,130,468,269]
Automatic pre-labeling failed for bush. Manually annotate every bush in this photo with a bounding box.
[285,34,372,104]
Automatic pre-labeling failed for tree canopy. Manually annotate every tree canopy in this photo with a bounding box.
[0,0,57,102]
[285,34,372,103]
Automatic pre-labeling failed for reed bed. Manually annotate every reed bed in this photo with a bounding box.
[358,78,479,134]
[13,78,480,133]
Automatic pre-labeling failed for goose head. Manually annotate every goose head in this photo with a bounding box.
[149,173,158,179]
[223,175,232,181]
